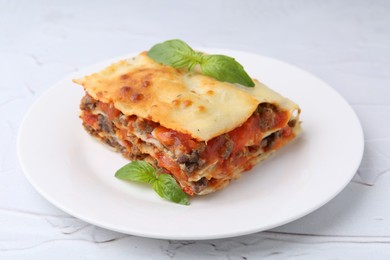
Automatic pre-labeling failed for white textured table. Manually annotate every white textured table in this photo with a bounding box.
[1,0,390,258]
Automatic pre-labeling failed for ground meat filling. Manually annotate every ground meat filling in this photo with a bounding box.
[261,131,281,151]
[80,94,96,111]
[193,177,209,194]
[177,150,205,175]
[80,94,146,160]
[257,103,278,131]
[134,118,155,135]
[98,114,115,134]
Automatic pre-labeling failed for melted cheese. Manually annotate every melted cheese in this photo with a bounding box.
[74,51,299,141]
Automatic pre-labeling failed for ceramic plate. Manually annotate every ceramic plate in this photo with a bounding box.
[17,49,364,240]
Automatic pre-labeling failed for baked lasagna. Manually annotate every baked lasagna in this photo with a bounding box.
[74,51,301,196]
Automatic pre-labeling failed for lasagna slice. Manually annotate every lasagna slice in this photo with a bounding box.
[74,51,301,195]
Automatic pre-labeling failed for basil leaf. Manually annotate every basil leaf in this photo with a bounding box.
[115,161,156,184]
[115,161,190,205]
[201,55,255,87]
[147,39,200,70]
[152,174,190,205]
[147,39,255,87]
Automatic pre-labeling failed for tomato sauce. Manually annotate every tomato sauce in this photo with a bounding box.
[154,152,194,195]
[153,126,199,153]
[97,102,121,121]
[228,113,263,154]
[155,152,182,177]
[81,112,98,127]
[203,135,227,163]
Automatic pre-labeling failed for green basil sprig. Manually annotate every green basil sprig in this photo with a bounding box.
[115,161,190,205]
[147,39,255,87]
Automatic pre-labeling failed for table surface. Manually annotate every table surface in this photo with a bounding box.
[1,0,390,259]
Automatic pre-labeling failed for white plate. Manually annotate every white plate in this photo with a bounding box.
[17,49,364,240]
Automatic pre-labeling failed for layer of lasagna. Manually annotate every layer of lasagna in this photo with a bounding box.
[74,51,301,195]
